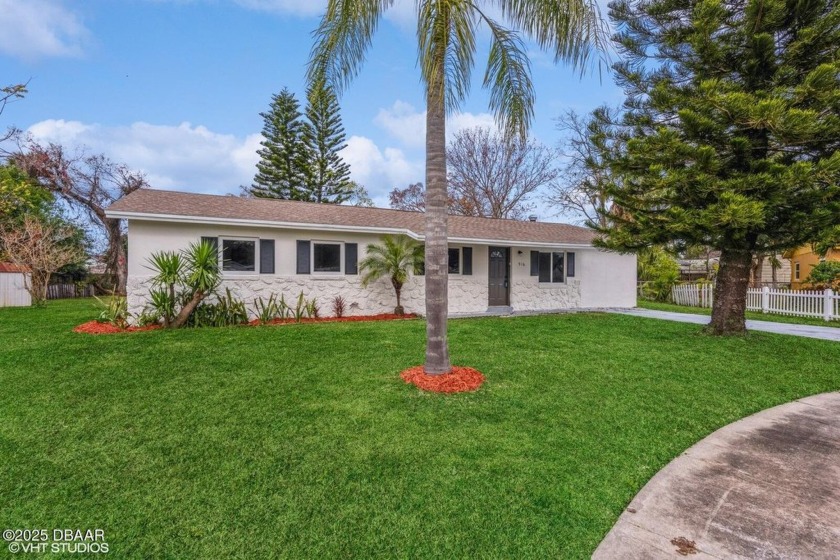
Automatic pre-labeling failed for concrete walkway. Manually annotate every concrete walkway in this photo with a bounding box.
[593,392,840,559]
[614,308,840,342]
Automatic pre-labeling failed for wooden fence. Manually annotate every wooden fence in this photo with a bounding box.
[47,284,95,300]
[671,283,840,321]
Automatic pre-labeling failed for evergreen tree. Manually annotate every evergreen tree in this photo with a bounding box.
[599,0,840,334]
[251,88,309,200]
[301,79,354,203]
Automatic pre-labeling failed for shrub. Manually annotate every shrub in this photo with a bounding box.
[331,295,347,318]
[638,247,680,302]
[94,294,129,329]
[188,288,248,328]
[806,261,840,289]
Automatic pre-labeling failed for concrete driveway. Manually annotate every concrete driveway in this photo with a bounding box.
[593,392,840,559]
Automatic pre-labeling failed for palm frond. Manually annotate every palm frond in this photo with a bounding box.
[472,9,535,139]
[499,0,610,74]
[418,0,479,114]
[307,0,395,95]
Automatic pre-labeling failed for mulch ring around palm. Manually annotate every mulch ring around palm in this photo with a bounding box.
[400,366,485,393]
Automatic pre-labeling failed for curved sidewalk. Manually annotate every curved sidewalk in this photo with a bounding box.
[593,392,840,559]
[614,308,840,342]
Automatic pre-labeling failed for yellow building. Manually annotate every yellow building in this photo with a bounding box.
[785,245,840,289]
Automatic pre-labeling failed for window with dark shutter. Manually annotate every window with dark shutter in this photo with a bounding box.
[296,240,310,274]
[567,252,575,277]
[552,252,565,283]
[345,243,358,275]
[530,251,539,276]
[202,236,220,270]
[259,239,275,274]
[462,247,472,275]
[538,252,551,283]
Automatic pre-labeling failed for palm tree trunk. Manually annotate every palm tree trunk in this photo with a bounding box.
[423,57,452,375]
[393,278,404,315]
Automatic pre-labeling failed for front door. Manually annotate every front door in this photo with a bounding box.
[488,246,510,306]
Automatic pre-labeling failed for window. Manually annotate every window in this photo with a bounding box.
[552,252,565,283]
[221,238,256,272]
[448,248,460,274]
[795,262,800,280]
[313,242,341,273]
[534,251,572,283]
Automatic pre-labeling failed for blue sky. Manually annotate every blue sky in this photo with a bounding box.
[0,0,622,216]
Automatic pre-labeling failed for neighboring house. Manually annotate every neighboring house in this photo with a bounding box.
[106,190,637,320]
[751,253,791,288]
[786,245,840,289]
[0,263,31,308]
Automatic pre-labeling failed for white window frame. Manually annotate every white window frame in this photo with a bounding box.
[311,240,344,275]
[219,236,259,276]
[795,262,800,280]
[538,250,568,285]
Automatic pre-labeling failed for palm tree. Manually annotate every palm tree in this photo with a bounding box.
[360,234,425,315]
[309,0,606,374]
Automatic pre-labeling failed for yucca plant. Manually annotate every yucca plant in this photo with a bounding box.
[145,251,185,328]
[94,294,129,329]
[253,294,280,324]
[360,234,424,315]
[145,240,220,329]
[305,297,320,319]
[292,292,307,323]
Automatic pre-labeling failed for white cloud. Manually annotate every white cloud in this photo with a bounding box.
[0,0,89,61]
[374,101,497,148]
[340,135,421,204]
[25,119,421,204]
[27,119,261,195]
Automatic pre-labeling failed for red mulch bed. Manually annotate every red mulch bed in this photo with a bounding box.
[249,313,417,326]
[400,365,485,393]
[74,314,417,334]
[73,321,163,335]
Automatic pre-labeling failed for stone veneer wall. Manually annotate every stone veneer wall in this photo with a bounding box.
[509,278,582,311]
[126,274,494,322]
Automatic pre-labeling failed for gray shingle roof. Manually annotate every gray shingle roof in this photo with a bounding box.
[107,189,597,246]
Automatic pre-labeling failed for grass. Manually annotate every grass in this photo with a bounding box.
[1,299,839,559]
[638,299,840,328]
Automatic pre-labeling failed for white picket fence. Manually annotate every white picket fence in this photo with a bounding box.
[671,284,840,322]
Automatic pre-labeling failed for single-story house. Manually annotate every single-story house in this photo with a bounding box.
[0,263,31,308]
[106,189,637,321]
[785,244,839,289]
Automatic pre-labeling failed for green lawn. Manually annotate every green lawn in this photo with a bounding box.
[2,299,839,559]
[638,299,840,328]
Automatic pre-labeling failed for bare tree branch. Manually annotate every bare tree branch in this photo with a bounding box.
[12,142,149,294]
[0,215,85,305]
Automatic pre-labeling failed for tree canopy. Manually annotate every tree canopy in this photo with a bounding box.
[597,0,840,333]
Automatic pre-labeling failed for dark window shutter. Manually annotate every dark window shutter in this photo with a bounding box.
[538,252,551,283]
[567,252,575,277]
[259,239,275,274]
[345,243,358,275]
[462,247,473,275]
[530,251,540,276]
[296,240,310,274]
[201,236,218,263]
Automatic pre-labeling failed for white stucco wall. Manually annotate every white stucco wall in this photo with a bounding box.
[125,219,636,321]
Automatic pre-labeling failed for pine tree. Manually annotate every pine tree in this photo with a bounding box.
[251,88,309,200]
[301,79,354,204]
[599,0,840,334]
